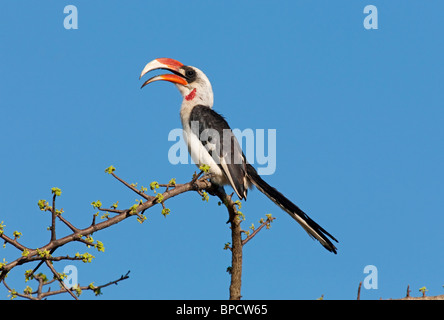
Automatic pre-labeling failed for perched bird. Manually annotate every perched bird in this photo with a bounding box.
[140,58,338,253]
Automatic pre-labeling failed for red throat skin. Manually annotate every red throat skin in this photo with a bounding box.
[185,88,197,101]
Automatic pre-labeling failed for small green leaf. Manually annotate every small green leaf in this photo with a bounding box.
[24,270,34,282]
[100,213,110,220]
[23,286,32,296]
[0,258,7,269]
[57,272,67,280]
[36,273,48,283]
[0,221,5,235]
[155,193,164,203]
[85,235,94,244]
[73,284,82,297]
[51,187,62,197]
[13,231,22,239]
[91,200,102,209]
[104,166,116,174]
[150,181,160,193]
[236,211,245,221]
[75,252,95,263]
[36,248,51,258]
[8,289,17,300]
[95,241,105,252]
[161,208,170,217]
[199,164,210,173]
[129,204,138,214]
[137,215,147,224]
[37,200,49,211]
[94,287,102,296]
[419,286,428,293]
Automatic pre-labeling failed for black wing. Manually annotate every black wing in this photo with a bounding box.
[189,105,248,199]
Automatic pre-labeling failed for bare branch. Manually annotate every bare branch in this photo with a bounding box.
[241,217,275,247]
[206,184,243,300]
[50,194,57,241]
[57,214,80,233]
[0,233,28,252]
[110,172,154,201]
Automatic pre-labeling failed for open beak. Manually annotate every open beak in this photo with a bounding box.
[140,58,188,88]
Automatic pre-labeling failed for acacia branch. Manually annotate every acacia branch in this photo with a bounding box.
[0,233,27,252]
[1,173,211,279]
[1,166,275,300]
[206,184,243,300]
[50,194,57,241]
[0,169,212,299]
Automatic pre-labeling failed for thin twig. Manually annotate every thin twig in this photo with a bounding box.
[98,208,124,214]
[93,270,130,292]
[241,217,275,247]
[45,260,78,300]
[111,172,154,200]
[57,214,80,233]
[0,233,27,252]
[51,194,57,241]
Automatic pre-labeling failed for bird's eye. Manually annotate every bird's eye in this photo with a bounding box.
[185,69,196,77]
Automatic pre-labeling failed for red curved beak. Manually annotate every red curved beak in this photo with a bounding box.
[140,58,188,88]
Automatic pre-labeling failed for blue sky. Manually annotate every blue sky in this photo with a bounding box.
[0,1,443,300]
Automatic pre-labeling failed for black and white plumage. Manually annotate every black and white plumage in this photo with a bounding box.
[140,58,338,253]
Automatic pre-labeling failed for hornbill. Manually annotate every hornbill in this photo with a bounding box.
[139,58,338,254]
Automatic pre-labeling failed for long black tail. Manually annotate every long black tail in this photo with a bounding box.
[246,164,338,254]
